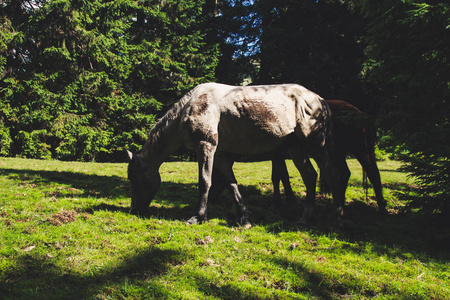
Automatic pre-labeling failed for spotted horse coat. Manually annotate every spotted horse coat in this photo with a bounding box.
[126,83,343,227]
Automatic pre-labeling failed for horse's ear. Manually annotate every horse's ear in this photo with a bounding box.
[125,148,133,162]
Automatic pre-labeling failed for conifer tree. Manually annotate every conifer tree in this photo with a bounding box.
[0,0,219,161]
[359,0,450,206]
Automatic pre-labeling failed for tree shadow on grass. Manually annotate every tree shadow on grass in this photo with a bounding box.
[2,242,338,300]
[268,256,353,300]
[0,168,130,200]
[189,270,334,300]
[236,182,450,261]
[1,167,449,299]
[188,258,338,300]
[2,167,448,261]
[0,248,186,299]
[337,204,449,259]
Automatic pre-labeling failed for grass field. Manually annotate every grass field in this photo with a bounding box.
[0,157,449,299]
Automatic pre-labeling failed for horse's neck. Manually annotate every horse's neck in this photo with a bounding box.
[141,120,182,167]
[140,89,194,167]
[140,97,192,168]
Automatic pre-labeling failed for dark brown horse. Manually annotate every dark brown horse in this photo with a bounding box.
[271,100,386,213]
[126,83,344,227]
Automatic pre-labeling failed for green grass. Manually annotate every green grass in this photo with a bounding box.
[0,157,449,299]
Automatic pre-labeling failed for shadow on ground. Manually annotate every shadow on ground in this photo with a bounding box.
[0,168,129,199]
[1,247,186,299]
[2,166,449,261]
[1,166,449,299]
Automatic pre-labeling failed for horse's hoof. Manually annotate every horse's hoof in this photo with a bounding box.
[242,222,252,230]
[298,211,315,225]
[186,216,199,225]
[298,217,308,225]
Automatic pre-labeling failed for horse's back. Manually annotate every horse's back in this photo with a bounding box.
[180,83,327,154]
[188,83,325,133]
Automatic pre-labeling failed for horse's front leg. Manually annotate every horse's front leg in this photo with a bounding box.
[187,141,216,225]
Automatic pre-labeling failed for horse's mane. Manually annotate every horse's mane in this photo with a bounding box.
[144,89,194,150]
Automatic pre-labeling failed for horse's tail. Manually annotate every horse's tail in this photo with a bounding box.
[319,99,334,196]
[363,168,369,202]
[361,119,378,202]
[320,99,334,154]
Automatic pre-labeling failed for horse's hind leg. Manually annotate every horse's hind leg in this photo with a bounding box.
[312,147,345,223]
[336,154,351,203]
[279,159,295,203]
[354,150,387,213]
[208,163,230,203]
[288,148,317,223]
[271,158,283,207]
[214,154,251,228]
[271,156,295,208]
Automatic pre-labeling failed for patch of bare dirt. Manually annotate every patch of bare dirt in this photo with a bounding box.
[49,210,78,226]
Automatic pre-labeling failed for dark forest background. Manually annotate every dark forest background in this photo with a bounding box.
[1,0,449,203]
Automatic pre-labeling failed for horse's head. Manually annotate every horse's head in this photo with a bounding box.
[126,149,161,215]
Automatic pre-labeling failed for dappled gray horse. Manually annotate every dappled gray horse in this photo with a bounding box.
[126,83,343,227]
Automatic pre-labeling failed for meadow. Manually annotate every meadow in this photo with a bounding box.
[0,157,448,299]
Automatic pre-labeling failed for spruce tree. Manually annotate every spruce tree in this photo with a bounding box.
[0,0,219,161]
[360,0,450,207]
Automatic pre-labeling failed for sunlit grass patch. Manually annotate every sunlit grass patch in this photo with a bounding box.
[0,157,448,299]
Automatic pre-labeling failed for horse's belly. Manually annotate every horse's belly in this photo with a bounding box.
[216,117,293,155]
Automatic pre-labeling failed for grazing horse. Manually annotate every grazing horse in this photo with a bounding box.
[126,83,343,227]
[271,100,387,213]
